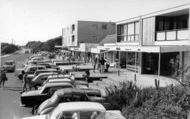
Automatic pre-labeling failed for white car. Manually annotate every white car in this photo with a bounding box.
[32,72,59,86]
[43,78,73,85]
[22,102,125,119]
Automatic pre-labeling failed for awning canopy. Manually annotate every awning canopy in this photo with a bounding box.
[99,45,190,53]
[55,45,67,49]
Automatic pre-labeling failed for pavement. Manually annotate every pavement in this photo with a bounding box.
[57,61,179,89]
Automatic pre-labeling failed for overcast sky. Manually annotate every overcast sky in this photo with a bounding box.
[0,0,189,45]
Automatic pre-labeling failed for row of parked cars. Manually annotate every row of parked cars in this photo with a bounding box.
[18,52,125,119]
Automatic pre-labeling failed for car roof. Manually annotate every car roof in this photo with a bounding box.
[27,65,46,68]
[55,88,100,97]
[47,74,69,78]
[38,72,57,76]
[48,78,72,82]
[56,102,106,112]
[35,69,57,72]
[44,82,73,88]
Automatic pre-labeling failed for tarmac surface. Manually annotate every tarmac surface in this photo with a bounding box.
[0,53,32,119]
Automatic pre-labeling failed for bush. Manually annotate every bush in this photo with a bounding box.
[1,43,19,54]
[105,81,190,119]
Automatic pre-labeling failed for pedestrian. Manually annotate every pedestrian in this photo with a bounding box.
[83,70,90,86]
[93,56,98,72]
[99,57,106,73]
[22,71,28,92]
[0,69,8,88]
[105,61,110,72]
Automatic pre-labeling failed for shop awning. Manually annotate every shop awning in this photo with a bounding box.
[101,45,190,53]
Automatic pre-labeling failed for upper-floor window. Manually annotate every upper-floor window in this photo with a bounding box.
[117,21,139,42]
[102,24,107,30]
[72,35,75,43]
[72,24,75,31]
[156,14,188,31]
[156,14,189,41]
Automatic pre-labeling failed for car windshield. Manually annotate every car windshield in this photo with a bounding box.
[50,111,101,119]
[5,62,13,65]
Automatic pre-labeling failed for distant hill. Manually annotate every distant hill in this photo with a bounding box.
[1,43,20,55]
[26,36,62,53]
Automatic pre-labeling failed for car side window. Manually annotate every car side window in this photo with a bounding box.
[42,87,50,94]
[30,67,37,72]
[42,76,48,81]
[48,87,64,95]
[56,112,74,119]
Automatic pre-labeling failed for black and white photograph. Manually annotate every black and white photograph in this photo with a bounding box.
[1,0,190,119]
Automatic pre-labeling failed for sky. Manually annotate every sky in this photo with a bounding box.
[0,0,190,46]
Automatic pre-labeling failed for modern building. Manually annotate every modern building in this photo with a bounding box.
[62,20,116,62]
[100,4,190,79]
[62,20,116,47]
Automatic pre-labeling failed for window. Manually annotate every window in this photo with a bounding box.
[72,24,75,31]
[72,35,75,43]
[127,23,135,41]
[102,24,107,30]
[117,21,139,42]
[156,14,188,31]
[42,87,49,94]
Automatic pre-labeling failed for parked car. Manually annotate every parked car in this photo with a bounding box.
[33,69,60,77]
[43,78,73,86]
[3,60,16,72]
[37,88,104,115]
[23,102,125,119]
[31,72,59,88]
[20,82,73,107]
[16,65,46,80]
[47,74,71,80]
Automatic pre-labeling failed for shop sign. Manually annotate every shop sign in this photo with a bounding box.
[74,48,78,51]
[116,47,120,51]
[105,48,110,50]
[125,48,132,51]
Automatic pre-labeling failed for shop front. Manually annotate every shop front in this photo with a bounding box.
[141,46,190,79]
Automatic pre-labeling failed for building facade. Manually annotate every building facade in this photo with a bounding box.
[62,20,116,47]
[102,4,190,79]
[62,20,116,62]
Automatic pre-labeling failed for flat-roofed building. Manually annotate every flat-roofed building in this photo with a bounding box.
[102,3,190,79]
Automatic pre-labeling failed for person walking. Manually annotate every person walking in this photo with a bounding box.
[83,70,90,87]
[93,56,98,72]
[0,69,8,88]
[99,57,106,73]
[22,71,28,92]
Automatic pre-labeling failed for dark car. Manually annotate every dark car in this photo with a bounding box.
[3,60,16,72]
[37,88,105,115]
[20,82,73,107]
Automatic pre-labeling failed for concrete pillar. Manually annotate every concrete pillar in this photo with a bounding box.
[179,51,184,81]
[138,52,142,74]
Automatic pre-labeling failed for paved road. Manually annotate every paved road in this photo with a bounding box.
[0,53,32,119]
